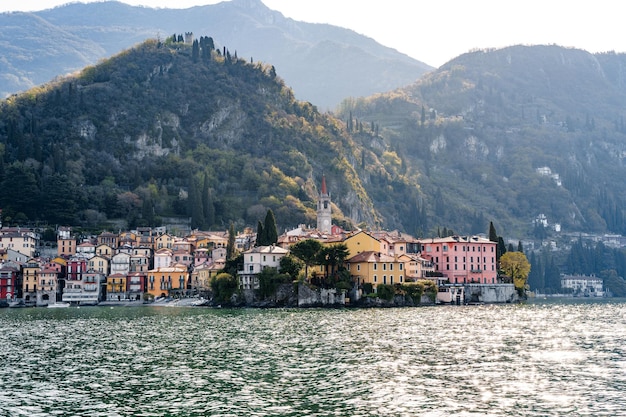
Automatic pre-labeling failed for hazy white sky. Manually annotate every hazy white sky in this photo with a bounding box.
[1,0,623,67]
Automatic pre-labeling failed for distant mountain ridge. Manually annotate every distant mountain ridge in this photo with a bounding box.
[0,0,432,109]
[340,44,626,238]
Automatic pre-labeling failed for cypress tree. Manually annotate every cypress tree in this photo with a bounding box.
[497,237,507,261]
[488,221,498,242]
[264,209,278,245]
[188,176,203,230]
[192,39,200,62]
[256,220,265,246]
[227,222,236,260]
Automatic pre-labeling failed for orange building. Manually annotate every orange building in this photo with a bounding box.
[146,266,189,298]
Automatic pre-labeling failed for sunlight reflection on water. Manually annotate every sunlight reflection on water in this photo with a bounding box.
[1,299,626,416]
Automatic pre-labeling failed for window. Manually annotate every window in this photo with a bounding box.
[357,265,360,271]
[374,264,377,271]
[443,245,448,251]
[383,264,387,271]
[374,275,377,282]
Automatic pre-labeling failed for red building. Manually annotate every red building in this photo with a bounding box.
[67,257,88,281]
[0,265,19,302]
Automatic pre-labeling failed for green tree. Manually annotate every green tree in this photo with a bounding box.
[376,284,395,301]
[497,236,507,262]
[210,272,238,303]
[527,252,544,291]
[263,209,278,245]
[488,221,498,242]
[545,256,562,292]
[290,239,323,279]
[601,269,626,297]
[279,255,303,280]
[500,251,531,296]
[188,176,203,230]
[256,220,265,246]
[0,162,40,220]
[192,39,199,62]
[317,243,350,279]
[41,173,77,225]
[226,222,236,260]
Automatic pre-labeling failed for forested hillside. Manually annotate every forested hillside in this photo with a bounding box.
[339,45,626,239]
[0,37,423,233]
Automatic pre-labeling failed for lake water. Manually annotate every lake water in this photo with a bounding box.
[1,298,625,417]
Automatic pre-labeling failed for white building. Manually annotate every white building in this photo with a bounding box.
[62,270,104,305]
[238,245,289,290]
[110,252,131,276]
[561,275,604,297]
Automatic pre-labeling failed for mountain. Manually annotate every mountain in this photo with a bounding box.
[0,0,432,110]
[339,45,626,238]
[0,38,423,233]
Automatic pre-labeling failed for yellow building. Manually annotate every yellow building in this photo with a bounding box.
[0,228,38,257]
[88,255,110,275]
[155,233,175,250]
[118,232,137,248]
[345,251,406,289]
[22,259,41,306]
[343,231,383,258]
[146,266,189,298]
[195,233,228,250]
[399,254,436,281]
[96,244,114,258]
[106,273,127,300]
[38,268,58,306]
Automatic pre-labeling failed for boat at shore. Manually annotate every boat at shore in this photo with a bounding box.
[8,300,26,308]
[47,302,70,308]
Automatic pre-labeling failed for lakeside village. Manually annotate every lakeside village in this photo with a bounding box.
[0,177,525,308]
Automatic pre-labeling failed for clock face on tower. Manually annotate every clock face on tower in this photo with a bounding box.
[323,219,329,226]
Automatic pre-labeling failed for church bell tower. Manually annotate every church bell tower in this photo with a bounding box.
[317,175,332,234]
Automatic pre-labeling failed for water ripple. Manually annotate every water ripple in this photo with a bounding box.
[1,299,626,416]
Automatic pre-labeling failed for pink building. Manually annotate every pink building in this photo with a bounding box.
[418,236,498,284]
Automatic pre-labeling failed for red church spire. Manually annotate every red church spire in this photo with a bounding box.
[321,175,327,195]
